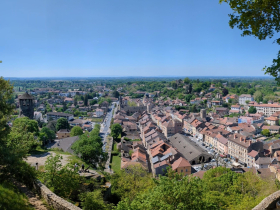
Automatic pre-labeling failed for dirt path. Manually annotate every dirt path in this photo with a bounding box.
[14,182,49,210]
[26,151,71,167]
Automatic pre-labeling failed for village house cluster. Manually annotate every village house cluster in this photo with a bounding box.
[14,80,280,180]
[114,92,280,180]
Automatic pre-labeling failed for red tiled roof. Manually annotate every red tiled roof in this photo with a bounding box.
[248,150,258,158]
[172,157,191,170]
[192,170,206,179]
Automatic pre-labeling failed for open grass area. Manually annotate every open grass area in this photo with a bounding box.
[265,134,280,141]
[110,141,121,173]
[111,155,121,173]
[28,147,48,156]
[113,142,118,152]
[91,118,103,123]
[127,101,137,107]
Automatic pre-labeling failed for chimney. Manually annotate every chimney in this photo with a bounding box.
[240,137,242,142]
[234,134,237,139]
[249,140,251,146]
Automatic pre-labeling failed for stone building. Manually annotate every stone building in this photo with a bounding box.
[227,133,263,166]
[19,92,34,119]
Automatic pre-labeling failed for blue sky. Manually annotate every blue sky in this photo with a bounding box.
[0,0,278,77]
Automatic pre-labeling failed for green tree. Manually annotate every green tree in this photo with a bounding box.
[220,0,280,83]
[184,77,191,84]
[248,106,257,114]
[0,77,37,188]
[84,94,88,106]
[185,94,193,103]
[79,190,112,210]
[111,123,122,140]
[222,88,228,96]
[46,120,57,132]
[171,81,177,89]
[39,127,56,145]
[71,131,106,167]
[112,90,120,98]
[261,129,270,137]
[188,83,193,94]
[44,154,63,188]
[254,90,263,102]
[43,154,81,199]
[56,118,70,131]
[190,104,198,113]
[70,126,83,136]
[13,117,39,135]
[62,102,67,111]
[0,183,32,210]
[111,165,154,203]
[8,119,38,155]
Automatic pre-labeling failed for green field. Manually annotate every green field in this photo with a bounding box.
[111,155,121,173]
[91,118,103,123]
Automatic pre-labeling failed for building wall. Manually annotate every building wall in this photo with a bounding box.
[57,132,70,139]
[155,164,169,176]
[250,105,280,117]
[175,166,191,176]
[239,96,253,105]
[217,141,228,155]
[47,114,74,121]
[228,141,248,164]
[19,99,34,119]
[247,155,258,167]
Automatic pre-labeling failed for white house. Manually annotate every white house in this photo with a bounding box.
[239,94,254,105]
[96,108,104,117]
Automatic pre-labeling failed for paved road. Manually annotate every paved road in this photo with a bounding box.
[100,102,118,151]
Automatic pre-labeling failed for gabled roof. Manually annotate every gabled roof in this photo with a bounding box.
[192,170,206,179]
[19,92,34,100]
[248,150,258,158]
[172,157,191,170]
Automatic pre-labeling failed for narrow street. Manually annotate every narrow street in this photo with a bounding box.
[100,102,118,151]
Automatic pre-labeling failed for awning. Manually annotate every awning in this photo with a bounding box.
[232,162,242,167]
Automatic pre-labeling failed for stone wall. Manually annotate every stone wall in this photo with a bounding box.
[33,180,81,210]
[104,136,114,173]
[252,190,280,210]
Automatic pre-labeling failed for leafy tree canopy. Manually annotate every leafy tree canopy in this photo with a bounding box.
[13,117,39,135]
[70,126,84,136]
[220,0,280,83]
[248,106,257,114]
[111,123,122,140]
[71,128,106,167]
[56,117,70,131]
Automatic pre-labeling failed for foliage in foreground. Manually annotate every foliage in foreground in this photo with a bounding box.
[40,154,111,209]
[0,182,32,210]
[115,167,279,210]
[0,77,37,188]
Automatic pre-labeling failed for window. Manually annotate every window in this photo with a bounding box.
[186,169,188,172]
[181,170,183,172]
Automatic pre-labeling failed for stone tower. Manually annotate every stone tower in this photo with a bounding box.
[200,109,206,119]
[19,92,34,119]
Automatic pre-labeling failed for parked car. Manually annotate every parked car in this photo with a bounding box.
[202,143,205,146]
[211,159,216,162]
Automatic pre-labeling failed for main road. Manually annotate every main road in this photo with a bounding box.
[100,102,119,151]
